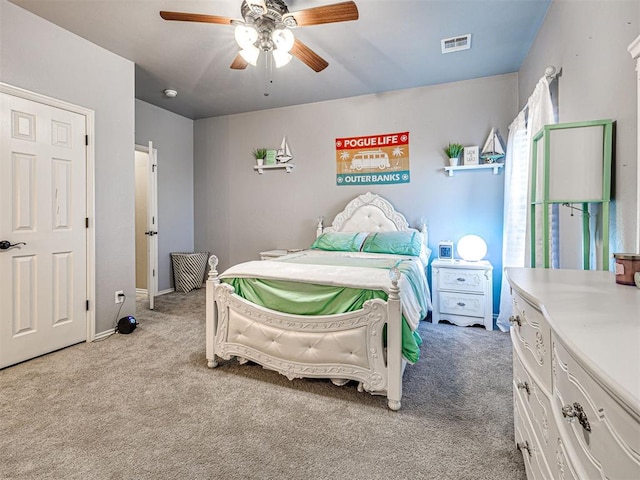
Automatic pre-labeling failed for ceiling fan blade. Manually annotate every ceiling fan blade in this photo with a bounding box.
[290,38,329,72]
[159,11,234,25]
[230,54,249,70]
[286,1,359,27]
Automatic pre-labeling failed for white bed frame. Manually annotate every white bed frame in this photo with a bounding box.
[206,192,422,410]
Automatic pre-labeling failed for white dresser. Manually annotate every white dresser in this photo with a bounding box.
[431,259,493,330]
[506,268,640,480]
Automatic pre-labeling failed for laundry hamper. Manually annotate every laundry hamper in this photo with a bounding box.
[170,252,209,293]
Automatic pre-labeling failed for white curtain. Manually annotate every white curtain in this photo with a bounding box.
[496,76,555,331]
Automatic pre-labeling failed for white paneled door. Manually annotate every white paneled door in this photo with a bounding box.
[0,92,88,369]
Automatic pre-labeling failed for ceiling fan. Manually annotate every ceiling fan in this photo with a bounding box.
[160,1,359,73]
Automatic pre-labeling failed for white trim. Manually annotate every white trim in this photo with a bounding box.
[628,35,640,59]
[139,287,174,296]
[628,35,640,253]
[0,82,96,342]
[94,329,115,341]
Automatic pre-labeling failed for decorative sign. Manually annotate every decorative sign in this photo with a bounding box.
[335,131,410,186]
[463,146,479,165]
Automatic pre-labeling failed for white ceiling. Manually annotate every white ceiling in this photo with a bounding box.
[9,0,551,119]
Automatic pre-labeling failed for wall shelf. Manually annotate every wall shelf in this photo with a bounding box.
[443,162,504,176]
[254,163,295,174]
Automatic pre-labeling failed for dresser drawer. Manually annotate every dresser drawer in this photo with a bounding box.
[438,268,486,293]
[514,349,583,480]
[514,386,552,480]
[552,338,640,479]
[511,291,552,392]
[439,291,484,317]
[514,352,554,451]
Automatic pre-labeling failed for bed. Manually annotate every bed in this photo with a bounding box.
[205,192,432,410]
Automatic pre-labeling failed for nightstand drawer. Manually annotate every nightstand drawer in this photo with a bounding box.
[439,291,484,317]
[439,268,486,293]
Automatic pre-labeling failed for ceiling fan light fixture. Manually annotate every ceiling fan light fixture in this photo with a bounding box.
[246,0,267,15]
[281,14,297,28]
[239,46,260,66]
[234,24,258,49]
[271,28,295,52]
[273,49,292,68]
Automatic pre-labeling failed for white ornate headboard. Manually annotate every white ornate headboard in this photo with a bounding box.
[316,192,429,249]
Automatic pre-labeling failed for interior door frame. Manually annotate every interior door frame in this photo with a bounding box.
[0,82,96,341]
[134,143,158,309]
[629,35,640,253]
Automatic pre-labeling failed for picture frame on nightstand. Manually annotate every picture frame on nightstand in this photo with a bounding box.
[463,146,479,165]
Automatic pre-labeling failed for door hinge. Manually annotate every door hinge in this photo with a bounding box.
[153,269,156,277]
[86,300,89,311]
[152,164,156,172]
[85,217,89,228]
[85,135,89,146]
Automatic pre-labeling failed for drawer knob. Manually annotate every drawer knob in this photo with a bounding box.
[456,302,466,307]
[509,315,522,327]
[456,277,466,282]
[517,381,530,396]
[516,440,532,457]
[561,402,591,432]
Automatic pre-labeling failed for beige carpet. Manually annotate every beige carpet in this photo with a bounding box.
[0,289,525,480]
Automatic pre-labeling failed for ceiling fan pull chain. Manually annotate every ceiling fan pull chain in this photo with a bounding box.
[263,52,273,96]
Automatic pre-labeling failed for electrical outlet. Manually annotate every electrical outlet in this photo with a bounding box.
[115,290,124,304]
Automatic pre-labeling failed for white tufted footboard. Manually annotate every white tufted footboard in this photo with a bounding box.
[205,255,405,410]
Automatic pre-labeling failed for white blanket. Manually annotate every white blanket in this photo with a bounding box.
[220,251,429,330]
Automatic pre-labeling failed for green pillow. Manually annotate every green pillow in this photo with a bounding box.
[311,232,368,252]
[361,231,421,256]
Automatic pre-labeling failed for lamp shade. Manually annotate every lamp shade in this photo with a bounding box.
[272,49,292,68]
[271,28,294,52]
[234,25,258,49]
[457,234,487,261]
[239,46,260,66]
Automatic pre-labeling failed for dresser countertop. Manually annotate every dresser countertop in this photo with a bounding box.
[505,267,640,414]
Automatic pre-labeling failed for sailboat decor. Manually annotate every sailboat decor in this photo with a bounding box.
[276,136,293,163]
[480,128,505,164]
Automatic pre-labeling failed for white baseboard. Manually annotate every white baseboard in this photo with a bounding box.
[94,329,115,341]
[137,288,174,296]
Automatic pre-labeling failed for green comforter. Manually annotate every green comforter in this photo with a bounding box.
[222,254,428,363]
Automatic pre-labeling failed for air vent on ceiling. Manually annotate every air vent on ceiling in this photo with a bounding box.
[441,34,471,54]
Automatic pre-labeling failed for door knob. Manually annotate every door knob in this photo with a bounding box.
[0,240,27,250]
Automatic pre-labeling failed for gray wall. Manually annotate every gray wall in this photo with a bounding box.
[518,0,639,255]
[1,0,135,335]
[135,99,195,292]
[194,74,518,315]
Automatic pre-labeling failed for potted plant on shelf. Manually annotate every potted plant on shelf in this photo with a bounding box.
[252,148,267,166]
[444,143,464,166]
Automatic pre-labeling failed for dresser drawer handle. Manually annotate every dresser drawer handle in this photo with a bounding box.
[517,381,530,396]
[517,440,532,457]
[456,302,466,307]
[509,315,522,327]
[561,402,591,432]
[456,277,466,282]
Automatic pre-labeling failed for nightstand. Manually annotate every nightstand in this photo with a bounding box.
[431,259,493,330]
[259,249,302,260]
